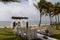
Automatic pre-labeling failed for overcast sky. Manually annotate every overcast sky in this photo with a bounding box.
[0,0,60,23]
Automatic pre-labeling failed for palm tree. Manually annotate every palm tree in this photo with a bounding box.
[52,7,58,29]
[53,2,60,29]
[56,3,60,25]
[46,2,54,27]
[33,0,55,28]
[0,0,20,3]
[33,0,48,27]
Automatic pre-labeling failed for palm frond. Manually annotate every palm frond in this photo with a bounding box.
[33,3,39,9]
[1,0,20,2]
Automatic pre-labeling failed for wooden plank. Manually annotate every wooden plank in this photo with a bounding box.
[12,16,28,19]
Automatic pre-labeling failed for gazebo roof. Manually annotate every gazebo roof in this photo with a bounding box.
[12,16,28,19]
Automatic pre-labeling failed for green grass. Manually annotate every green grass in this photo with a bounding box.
[46,25,60,40]
[0,28,16,40]
[0,28,60,40]
[0,28,27,40]
[0,28,42,40]
[50,29,60,40]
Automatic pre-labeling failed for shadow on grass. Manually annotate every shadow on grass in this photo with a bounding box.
[1,35,24,40]
[0,33,15,36]
[0,34,42,40]
[2,37,42,40]
[32,38,42,40]
[50,34,60,40]
[2,37,17,40]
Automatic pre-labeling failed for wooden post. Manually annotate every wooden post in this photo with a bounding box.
[26,21,29,40]
[26,21,28,28]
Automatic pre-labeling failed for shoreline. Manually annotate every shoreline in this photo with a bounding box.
[0,24,50,28]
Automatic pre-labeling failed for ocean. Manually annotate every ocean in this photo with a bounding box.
[0,21,50,28]
[0,21,11,28]
[0,21,38,28]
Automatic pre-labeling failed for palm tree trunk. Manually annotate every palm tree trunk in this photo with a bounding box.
[58,14,59,24]
[50,16,52,27]
[49,13,52,27]
[55,15,58,29]
[55,16,57,23]
[39,13,42,27]
[57,14,59,29]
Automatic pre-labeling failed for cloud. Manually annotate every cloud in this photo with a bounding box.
[0,0,56,23]
[46,0,60,4]
[46,0,50,2]
[0,1,39,21]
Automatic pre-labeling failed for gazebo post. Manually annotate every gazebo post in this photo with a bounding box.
[26,21,28,28]
[12,19,17,29]
[11,16,28,28]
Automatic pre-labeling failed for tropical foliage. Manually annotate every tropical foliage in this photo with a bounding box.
[33,0,60,29]
[0,0,20,2]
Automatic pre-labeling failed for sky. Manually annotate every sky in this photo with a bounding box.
[0,0,39,21]
[46,0,60,4]
[0,0,60,23]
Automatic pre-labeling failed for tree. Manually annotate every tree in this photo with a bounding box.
[33,0,48,27]
[55,3,60,25]
[53,2,60,29]
[34,0,54,27]
[46,2,54,27]
[0,0,20,3]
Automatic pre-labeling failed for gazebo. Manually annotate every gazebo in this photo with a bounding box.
[11,16,28,28]
[12,16,28,19]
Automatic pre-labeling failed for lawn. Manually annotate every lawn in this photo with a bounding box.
[0,28,60,40]
[50,29,60,40]
[0,28,42,40]
[0,28,26,40]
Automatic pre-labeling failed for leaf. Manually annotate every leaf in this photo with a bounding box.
[33,3,39,9]
[1,0,20,2]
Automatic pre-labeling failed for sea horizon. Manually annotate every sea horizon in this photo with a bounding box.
[0,21,50,28]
